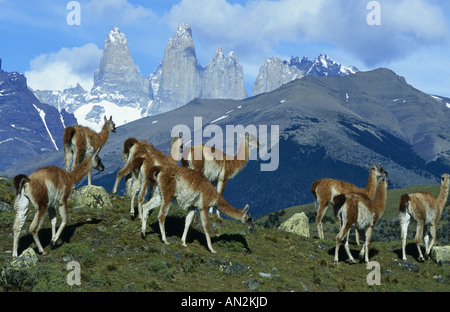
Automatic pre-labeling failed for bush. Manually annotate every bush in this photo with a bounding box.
[58,243,96,267]
[148,260,174,282]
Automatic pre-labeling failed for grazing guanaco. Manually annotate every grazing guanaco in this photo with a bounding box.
[12,148,104,257]
[63,115,115,185]
[181,133,259,217]
[399,173,450,261]
[140,165,254,253]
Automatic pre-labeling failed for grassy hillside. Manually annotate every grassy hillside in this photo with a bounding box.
[0,177,448,293]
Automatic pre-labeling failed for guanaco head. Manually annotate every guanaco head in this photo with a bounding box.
[91,148,105,172]
[377,174,389,189]
[240,133,260,150]
[367,164,388,177]
[170,131,184,160]
[441,173,450,187]
[241,204,254,229]
[84,147,104,172]
[104,115,117,133]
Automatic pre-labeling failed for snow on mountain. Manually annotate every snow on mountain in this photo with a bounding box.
[73,100,143,132]
[35,27,151,131]
[32,103,58,150]
[0,59,77,171]
[33,25,358,130]
[252,54,358,96]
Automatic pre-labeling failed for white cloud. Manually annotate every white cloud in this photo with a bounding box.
[84,0,156,24]
[25,43,102,92]
[167,0,449,66]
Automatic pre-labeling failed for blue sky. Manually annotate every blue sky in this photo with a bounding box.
[0,0,449,97]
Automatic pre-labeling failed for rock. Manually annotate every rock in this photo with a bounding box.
[259,272,280,278]
[92,26,151,106]
[393,259,420,272]
[243,279,260,290]
[151,23,247,114]
[207,258,251,275]
[202,48,247,100]
[11,248,38,269]
[278,212,310,238]
[71,185,112,210]
[0,248,38,290]
[431,246,450,265]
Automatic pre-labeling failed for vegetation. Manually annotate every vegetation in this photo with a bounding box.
[0,177,448,292]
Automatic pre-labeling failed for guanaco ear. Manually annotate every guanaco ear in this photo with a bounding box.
[109,115,113,121]
[104,115,107,122]
[243,204,249,213]
[178,131,182,138]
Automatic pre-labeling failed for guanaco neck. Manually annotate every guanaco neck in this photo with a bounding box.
[170,138,183,163]
[437,177,450,209]
[217,197,244,221]
[364,169,377,199]
[234,137,250,164]
[373,181,387,218]
[99,122,111,146]
[68,156,92,185]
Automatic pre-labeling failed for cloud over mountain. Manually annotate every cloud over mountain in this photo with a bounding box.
[168,0,449,66]
[25,43,102,91]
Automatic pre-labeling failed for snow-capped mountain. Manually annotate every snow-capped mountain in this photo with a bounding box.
[35,24,248,129]
[92,26,151,109]
[34,27,152,132]
[33,24,359,131]
[149,23,247,115]
[252,54,358,96]
[0,59,77,171]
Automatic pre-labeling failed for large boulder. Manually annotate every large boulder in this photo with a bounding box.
[1,248,38,290]
[278,212,310,238]
[71,185,112,210]
[431,246,450,265]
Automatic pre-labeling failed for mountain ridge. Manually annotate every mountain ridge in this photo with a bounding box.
[33,24,358,130]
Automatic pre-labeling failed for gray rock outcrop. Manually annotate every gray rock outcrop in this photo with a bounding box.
[70,185,112,210]
[92,26,151,109]
[149,24,247,115]
[202,48,247,100]
[278,212,310,238]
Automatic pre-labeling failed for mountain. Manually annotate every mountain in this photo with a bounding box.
[0,59,77,171]
[4,68,450,219]
[201,48,247,100]
[149,23,202,115]
[34,27,152,132]
[35,24,247,128]
[92,26,151,109]
[149,24,247,115]
[252,54,358,96]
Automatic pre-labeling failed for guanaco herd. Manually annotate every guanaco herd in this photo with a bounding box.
[11,116,450,265]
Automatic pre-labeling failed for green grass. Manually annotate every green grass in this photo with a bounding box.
[0,177,448,292]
